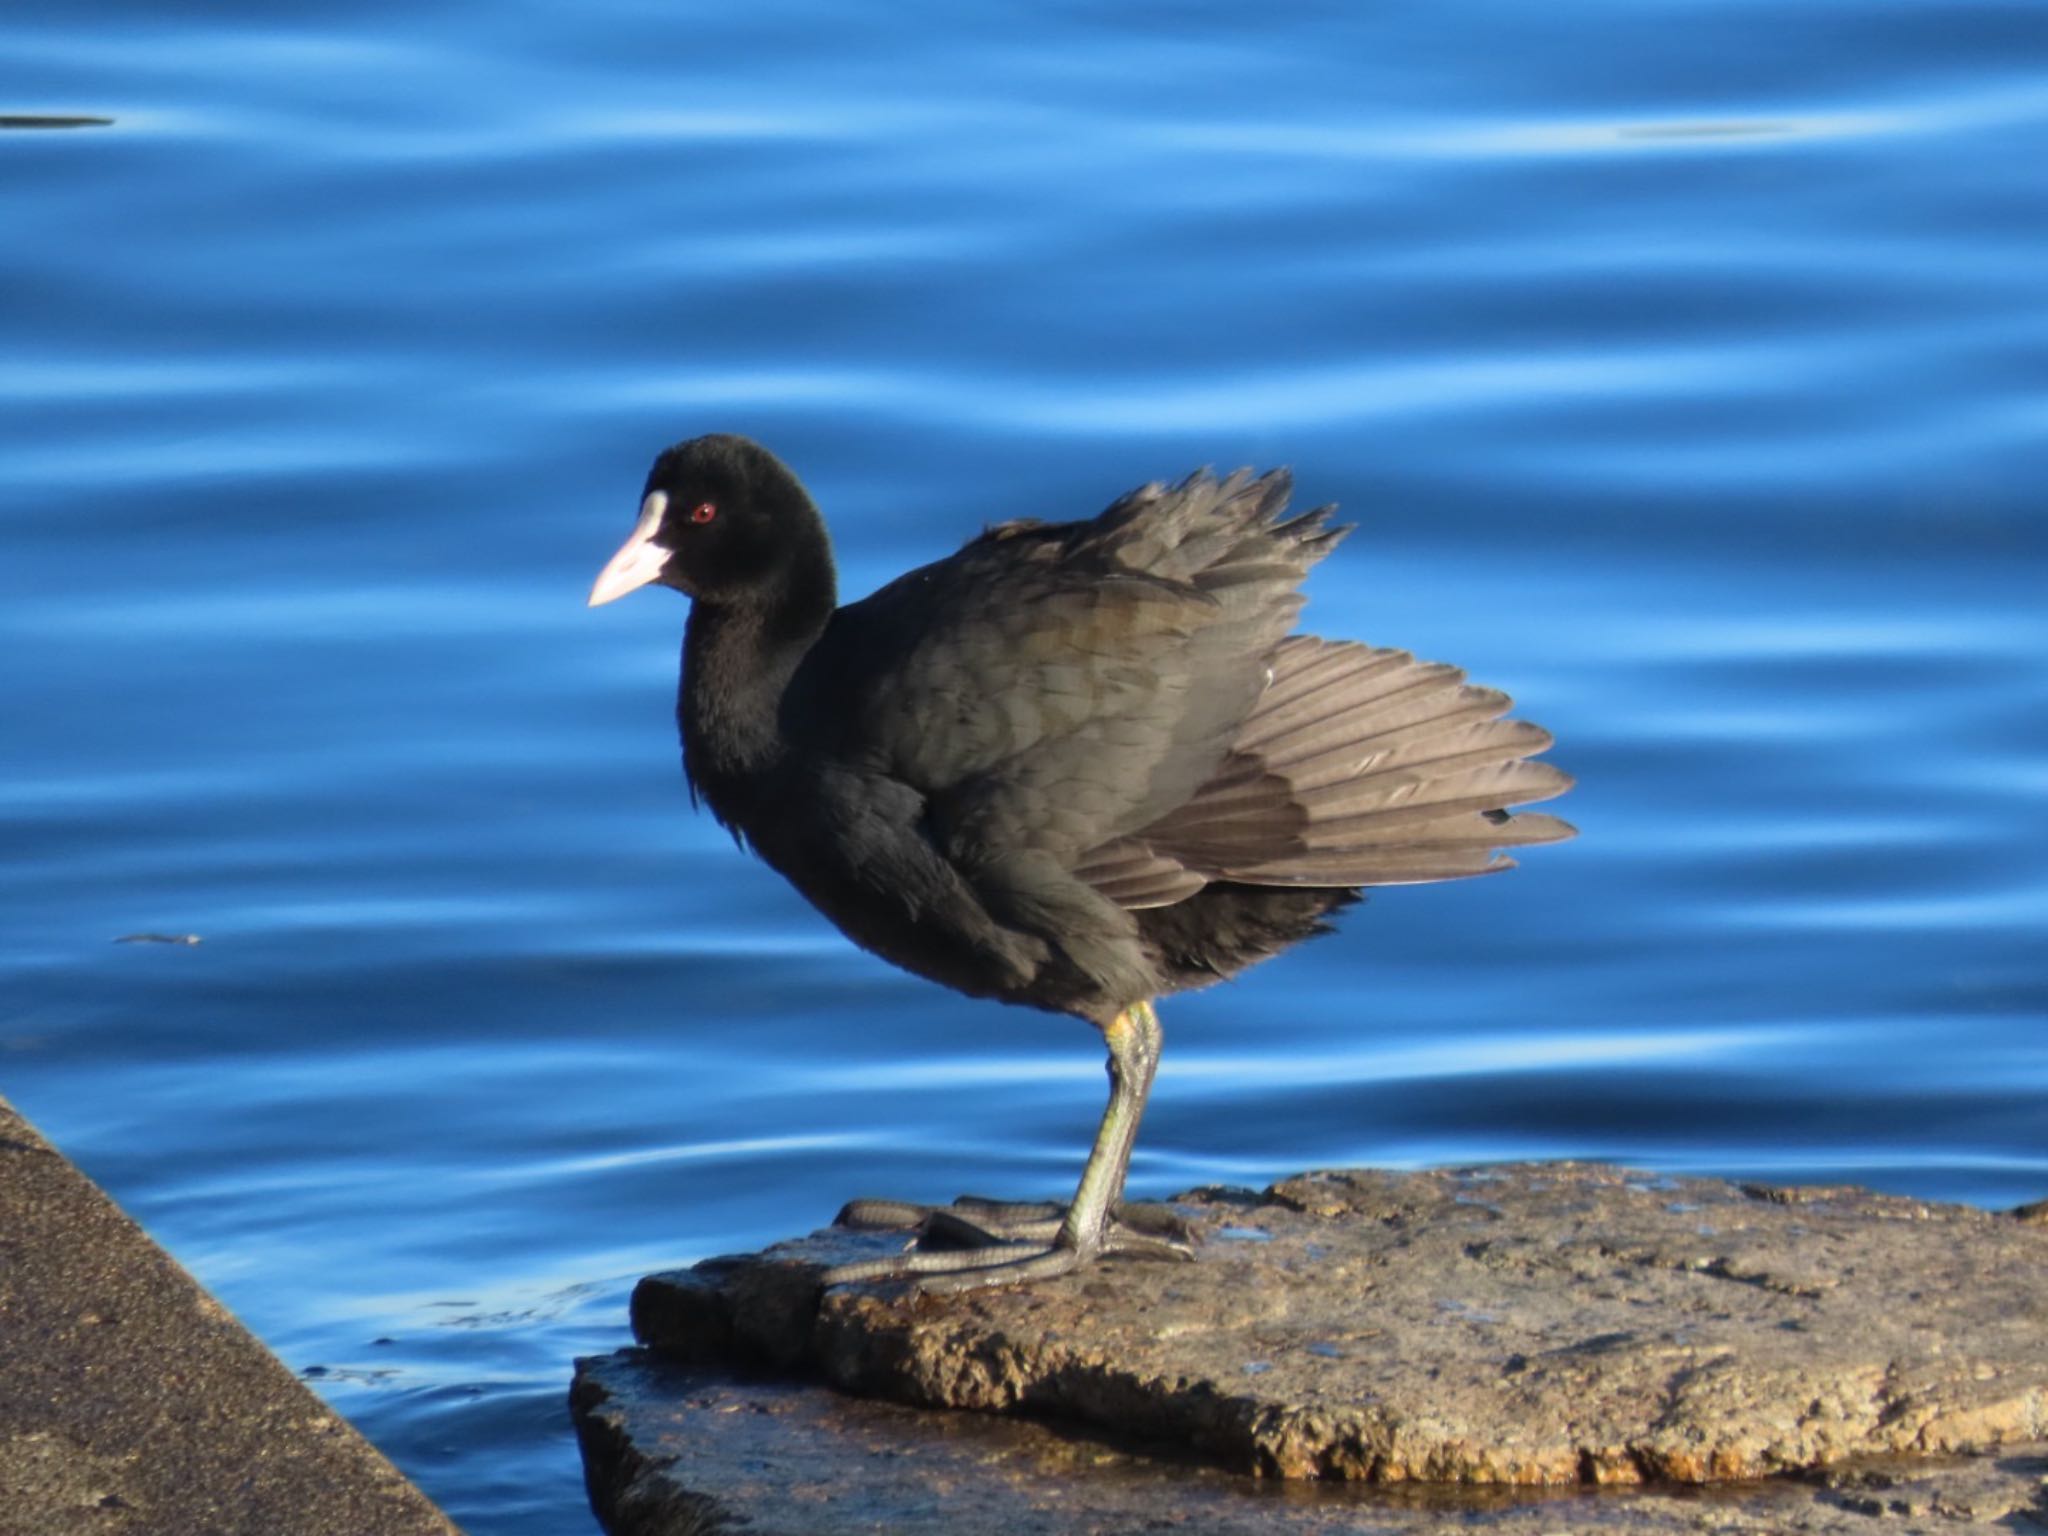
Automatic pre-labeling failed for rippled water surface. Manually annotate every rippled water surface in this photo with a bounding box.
[7,3,2047,1530]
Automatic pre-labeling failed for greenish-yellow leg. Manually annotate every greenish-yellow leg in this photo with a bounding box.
[823,1000,1191,1294]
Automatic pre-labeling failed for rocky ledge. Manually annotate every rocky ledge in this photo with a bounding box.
[572,1163,2048,1534]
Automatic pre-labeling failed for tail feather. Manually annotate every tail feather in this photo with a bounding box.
[1071,840,1211,909]
[1286,802,1578,850]
[1255,636,1386,707]
[1275,717,1555,795]
[1146,748,1560,835]
[1238,656,1463,750]
[1247,684,1511,774]
[1223,845,1515,884]
[1294,758,1575,826]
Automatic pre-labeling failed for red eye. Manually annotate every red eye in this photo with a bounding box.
[689,501,718,525]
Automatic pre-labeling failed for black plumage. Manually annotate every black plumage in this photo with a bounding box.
[589,433,1574,1291]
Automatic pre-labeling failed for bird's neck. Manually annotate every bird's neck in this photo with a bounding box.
[677,561,835,819]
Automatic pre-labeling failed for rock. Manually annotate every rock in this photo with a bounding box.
[576,1347,2048,1535]
[574,1164,2048,1533]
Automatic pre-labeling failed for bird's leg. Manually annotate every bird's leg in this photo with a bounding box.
[821,1000,1192,1292]
[1055,996,1160,1255]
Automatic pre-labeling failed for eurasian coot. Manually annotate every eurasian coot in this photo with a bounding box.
[590,434,1573,1293]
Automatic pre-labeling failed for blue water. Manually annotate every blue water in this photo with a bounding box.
[6,2,2046,1530]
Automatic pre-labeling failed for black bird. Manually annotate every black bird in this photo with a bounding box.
[590,434,1573,1293]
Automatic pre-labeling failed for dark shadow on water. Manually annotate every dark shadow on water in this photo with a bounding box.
[1,115,115,129]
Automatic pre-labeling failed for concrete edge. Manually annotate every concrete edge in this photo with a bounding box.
[0,1092,463,1536]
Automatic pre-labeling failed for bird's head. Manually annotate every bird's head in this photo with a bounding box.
[588,434,832,610]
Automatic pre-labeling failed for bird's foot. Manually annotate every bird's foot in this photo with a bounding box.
[822,1195,1194,1294]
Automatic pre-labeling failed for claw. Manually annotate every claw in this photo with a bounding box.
[821,1193,1195,1292]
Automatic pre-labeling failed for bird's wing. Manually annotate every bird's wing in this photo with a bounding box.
[805,471,1343,869]
[1085,636,1576,905]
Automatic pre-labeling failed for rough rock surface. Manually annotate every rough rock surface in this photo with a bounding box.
[575,1163,2048,1533]
[574,1349,2048,1535]
[0,1094,461,1536]
[628,1165,2048,1484]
